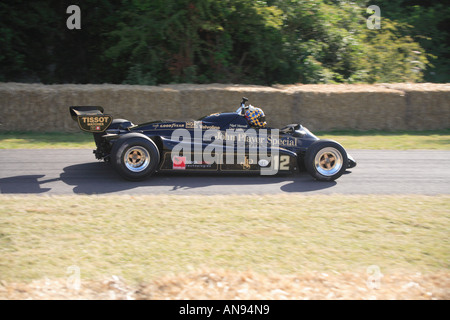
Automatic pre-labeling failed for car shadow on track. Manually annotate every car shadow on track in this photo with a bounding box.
[0,175,53,194]
[0,162,337,195]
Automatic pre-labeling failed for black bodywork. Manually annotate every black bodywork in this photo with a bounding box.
[69,104,356,180]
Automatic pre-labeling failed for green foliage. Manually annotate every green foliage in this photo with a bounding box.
[374,0,450,83]
[360,20,429,83]
[0,0,445,84]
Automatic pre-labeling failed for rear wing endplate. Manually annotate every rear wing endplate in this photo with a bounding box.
[69,106,113,133]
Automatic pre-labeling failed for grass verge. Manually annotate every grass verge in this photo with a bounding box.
[0,131,95,149]
[0,129,449,149]
[1,194,448,285]
[316,129,450,150]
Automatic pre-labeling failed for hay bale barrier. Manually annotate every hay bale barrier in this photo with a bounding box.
[278,84,409,131]
[0,83,448,132]
[379,83,450,131]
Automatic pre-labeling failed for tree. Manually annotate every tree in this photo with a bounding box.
[0,0,440,84]
[373,0,450,82]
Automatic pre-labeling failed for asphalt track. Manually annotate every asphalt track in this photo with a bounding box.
[0,149,449,195]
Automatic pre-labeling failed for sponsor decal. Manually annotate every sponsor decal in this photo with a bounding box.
[202,124,221,130]
[185,160,213,169]
[186,160,211,165]
[171,128,284,175]
[240,156,253,170]
[153,122,186,130]
[258,159,270,167]
[268,136,297,147]
[185,121,202,129]
[185,121,220,130]
[229,123,249,129]
[77,115,112,132]
[210,131,297,147]
[172,156,186,170]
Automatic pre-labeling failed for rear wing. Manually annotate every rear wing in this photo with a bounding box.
[69,106,113,133]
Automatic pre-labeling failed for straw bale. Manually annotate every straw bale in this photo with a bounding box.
[377,83,450,130]
[280,84,407,131]
[0,83,180,132]
[0,83,448,132]
[161,84,294,128]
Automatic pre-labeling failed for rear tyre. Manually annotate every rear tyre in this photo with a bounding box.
[304,140,348,181]
[111,134,160,181]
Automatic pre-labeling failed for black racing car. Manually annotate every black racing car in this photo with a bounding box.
[69,98,356,181]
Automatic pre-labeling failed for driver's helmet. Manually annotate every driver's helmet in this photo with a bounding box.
[244,105,267,128]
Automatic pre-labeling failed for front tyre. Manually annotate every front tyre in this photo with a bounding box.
[111,134,160,181]
[304,140,348,181]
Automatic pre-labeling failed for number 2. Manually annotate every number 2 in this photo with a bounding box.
[279,155,290,170]
[273,155,290,170]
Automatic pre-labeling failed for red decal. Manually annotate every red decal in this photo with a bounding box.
[173,156,186,170]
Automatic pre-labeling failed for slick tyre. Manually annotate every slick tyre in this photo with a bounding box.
[304,139,348,181]
[111,134,160,181]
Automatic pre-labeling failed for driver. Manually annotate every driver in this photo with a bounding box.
[236,102,267,128]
